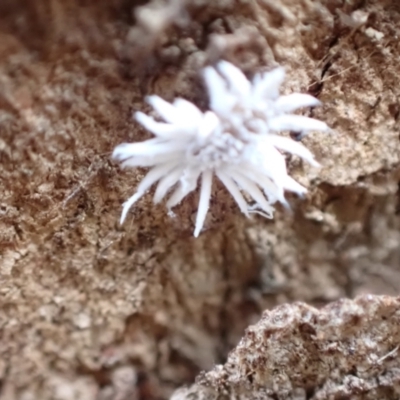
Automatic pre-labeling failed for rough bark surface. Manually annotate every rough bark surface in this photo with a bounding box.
[0,0,399,399]
[194,295,400,400]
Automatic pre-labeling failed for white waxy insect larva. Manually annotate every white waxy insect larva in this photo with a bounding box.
[113,61,329,236]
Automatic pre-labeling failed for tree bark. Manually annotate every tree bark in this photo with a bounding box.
[0,0,399,399]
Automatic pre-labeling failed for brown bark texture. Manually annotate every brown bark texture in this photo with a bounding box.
[0,0,399,399]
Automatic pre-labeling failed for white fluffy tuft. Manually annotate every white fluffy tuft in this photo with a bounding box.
[113,61,329,236]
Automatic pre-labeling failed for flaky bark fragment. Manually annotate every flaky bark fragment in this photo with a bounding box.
[174,295,400,399]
